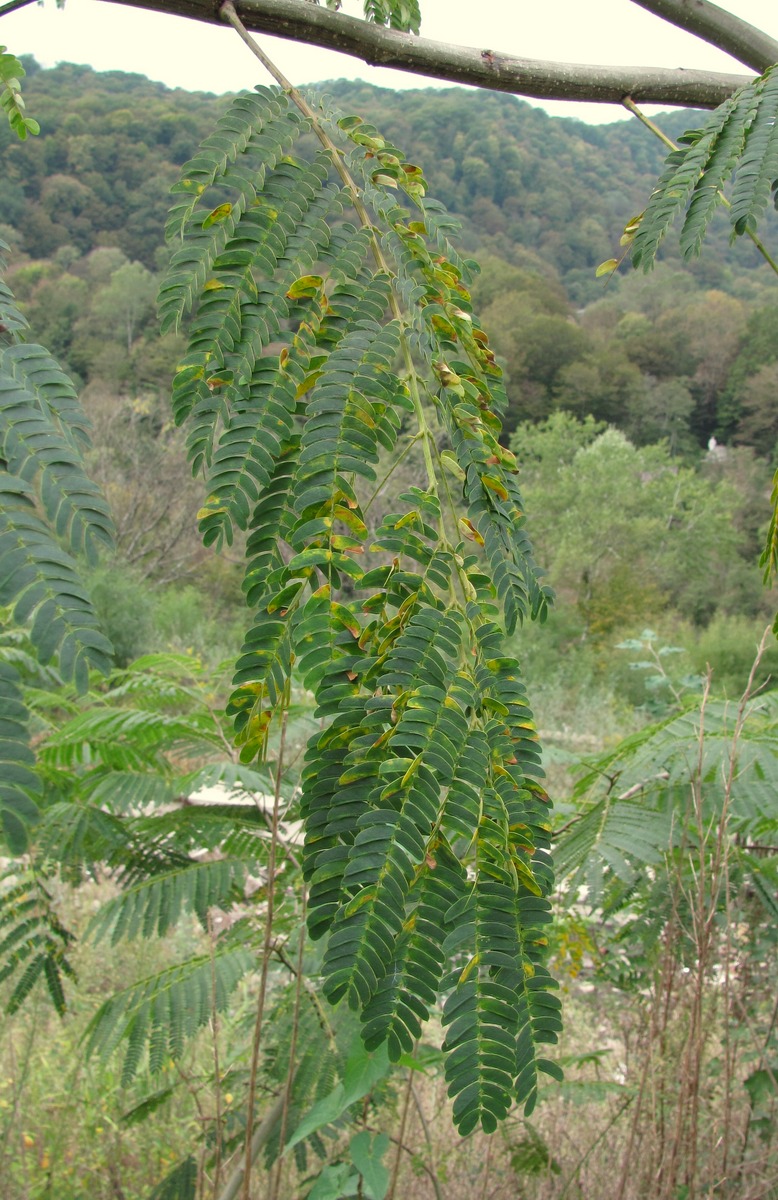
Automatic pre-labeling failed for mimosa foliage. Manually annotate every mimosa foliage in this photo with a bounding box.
[0,864,75,1015]
[160,84,558,1131]
[631,63,778,269]
[0,239,114,851]
[556,692,778,905]
[1,653,293,1079]
[84,936,257,1085]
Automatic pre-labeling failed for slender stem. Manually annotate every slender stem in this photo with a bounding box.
[559,1097,633,1199]
[623,97,778,278]
[409,1084,444,1200]
[208,912,225,1198]
[363,432,422,517]
[622,96,678,151]
[217,1093,287,1200]
[241,710,288,1200]
[386,1065,414,1200]
[219,0,442,502]
[736,990,778,1172]
[272,941,339,1054]
[367,1126,444,1196]
[268,889,307,1200]
[478,1135,493,1200]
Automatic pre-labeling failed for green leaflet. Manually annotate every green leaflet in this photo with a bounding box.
[632,62,778,269]
[0,866,75,1015]
[0,256,115,697]
[83,937,255,1084]
[161,85,558,1133]
[0,660,40,853]
[0,47,39,140]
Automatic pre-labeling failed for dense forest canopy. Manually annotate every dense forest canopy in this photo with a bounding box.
[6,61,778,458]
[1,59,773,290]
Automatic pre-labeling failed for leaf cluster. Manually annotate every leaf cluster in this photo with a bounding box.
[0,239,116,850]
[158,84,558,1132]
[555,689,778,978]
[0,47,39,141]
[632,62,778,269]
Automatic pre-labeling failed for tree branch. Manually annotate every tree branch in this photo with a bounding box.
[101,0,753,108]
[0,0,36,16]
[631,0,778,74]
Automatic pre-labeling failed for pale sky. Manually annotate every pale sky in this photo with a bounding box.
[2,0,778,123]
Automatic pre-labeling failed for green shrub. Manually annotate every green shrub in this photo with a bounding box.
[689,614,778,696]
[87,562,155,667]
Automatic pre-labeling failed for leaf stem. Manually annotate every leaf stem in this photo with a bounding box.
[268,888,306,1200]
[240,708,288,1200]
[363,432,422,516]
[208,912,225,1198]
[386,1064,414,1200]
[623,95,778,277]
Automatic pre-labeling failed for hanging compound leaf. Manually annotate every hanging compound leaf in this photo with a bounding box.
[160,84,558,1133]
[0,865,76,1014]
[632,63,778,269]
[0,659,41,852]
[0,257,115,693]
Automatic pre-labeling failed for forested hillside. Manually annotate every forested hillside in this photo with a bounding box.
[1,62,772,292]
[5,62,778,457]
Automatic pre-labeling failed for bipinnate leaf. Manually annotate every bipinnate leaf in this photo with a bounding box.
[0,297,115,691]
[160,84,559,1133]
[632,63,778,269]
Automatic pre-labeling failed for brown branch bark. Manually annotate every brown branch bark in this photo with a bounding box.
[99,0,754,108]
[631,0,778,74]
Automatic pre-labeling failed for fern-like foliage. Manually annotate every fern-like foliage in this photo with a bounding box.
[0,242,114,855]
[0,658,41,852]
[30,653,284,941]
[0,241,114,694]
[88,858,250,943]
[555,691,778,905]
[0,865,75,1014]
[632,62,778,268]
[161,86,557,1132]
[84,934,256,1084]
[0,650,289,1032]
[362,0,421,34]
